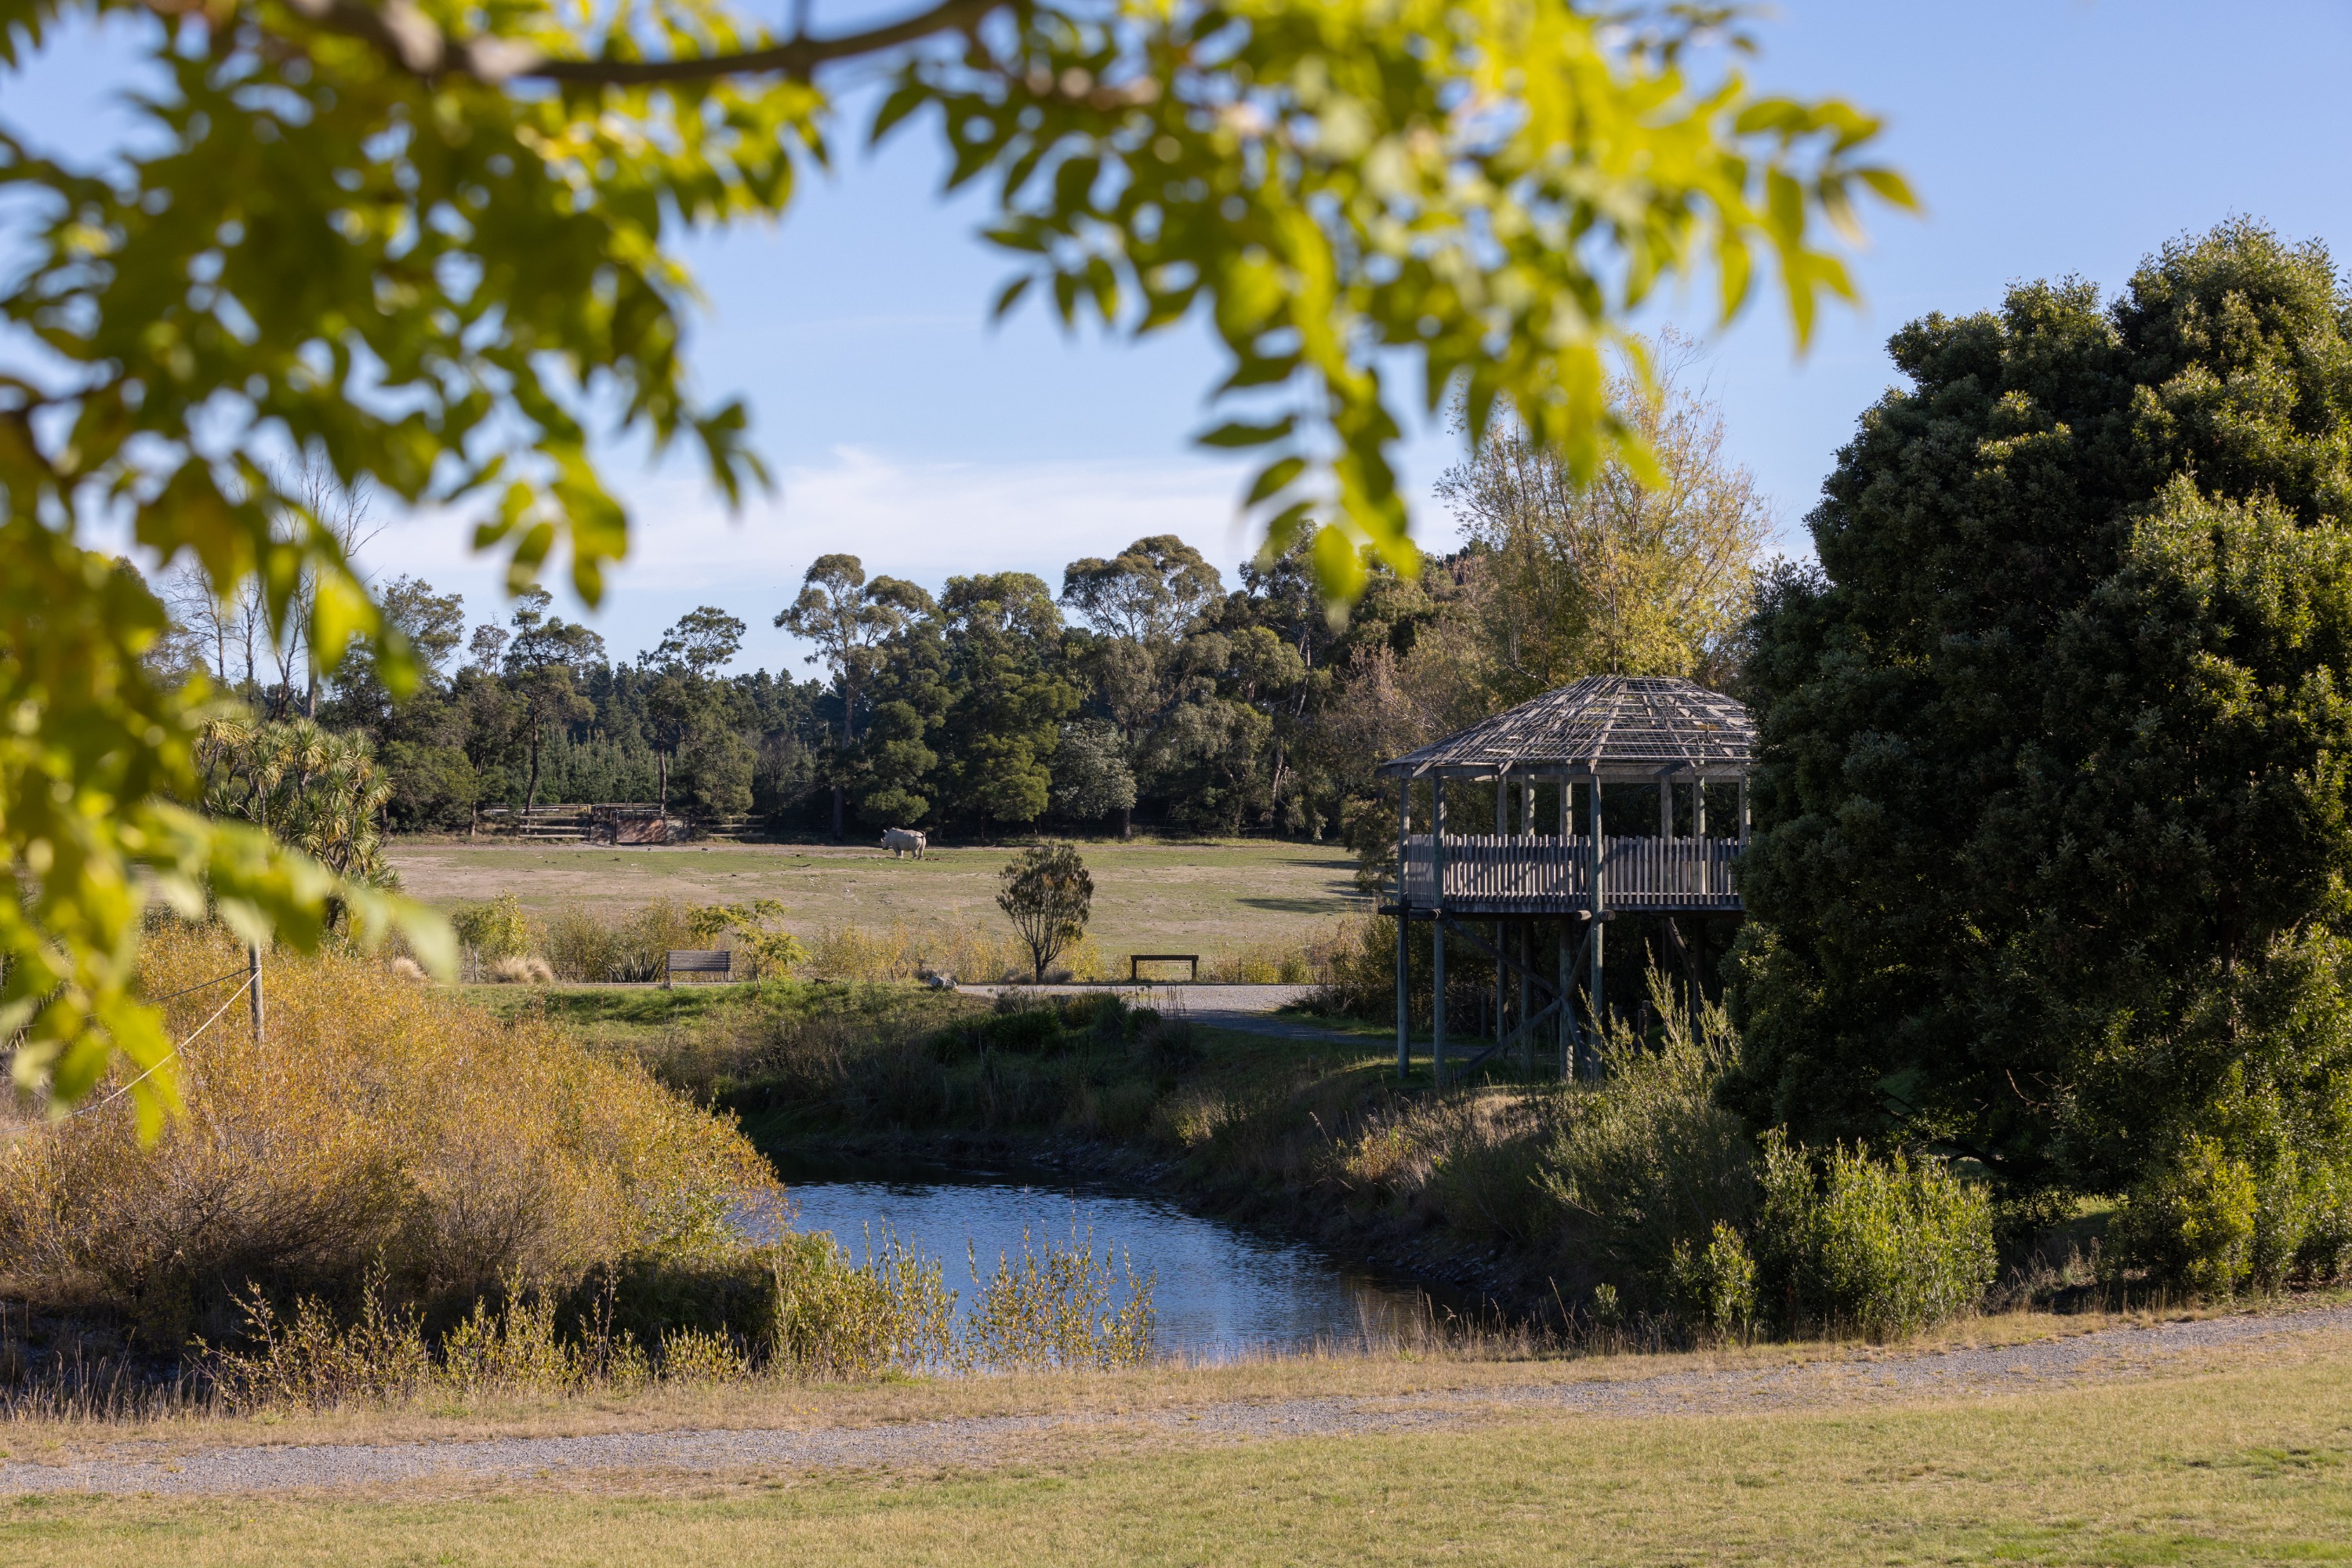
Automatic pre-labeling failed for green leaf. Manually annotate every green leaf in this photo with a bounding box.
[1196,416,1298,449]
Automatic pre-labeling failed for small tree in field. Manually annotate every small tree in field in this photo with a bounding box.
[997,845,1094,983]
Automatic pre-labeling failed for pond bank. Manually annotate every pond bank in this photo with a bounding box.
[753,1125,1551,1327]
[752,1153,1472,1359]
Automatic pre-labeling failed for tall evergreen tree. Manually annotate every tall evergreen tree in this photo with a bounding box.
[1733,221,2352,1283]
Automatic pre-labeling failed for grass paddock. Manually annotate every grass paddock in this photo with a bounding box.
[5,1327,2350,1564]
[385,839,1367,961]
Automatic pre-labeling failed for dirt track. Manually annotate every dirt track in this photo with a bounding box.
[6,1304,2347,1497]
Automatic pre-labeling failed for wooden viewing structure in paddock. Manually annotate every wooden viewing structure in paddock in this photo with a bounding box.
[1377,674,1755,1084]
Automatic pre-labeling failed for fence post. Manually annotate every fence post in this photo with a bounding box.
[247,943,264,1047]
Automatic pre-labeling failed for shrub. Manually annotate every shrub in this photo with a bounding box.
[2111,1134,2260,1298]
[1535,995,1758,1309]
[1671,1221,1759,1341]
[959,1225,1154,1372]
[452,892,533,965]
[0,927,770,1342]
[768,1231,954,1379]
[1752,1132,1996,1339]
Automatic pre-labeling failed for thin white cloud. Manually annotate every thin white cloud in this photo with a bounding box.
[356,445,1377,670]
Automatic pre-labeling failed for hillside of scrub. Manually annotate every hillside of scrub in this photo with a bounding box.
[385,839,1369,961]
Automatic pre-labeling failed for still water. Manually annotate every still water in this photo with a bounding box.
[741,1161,1450,1361]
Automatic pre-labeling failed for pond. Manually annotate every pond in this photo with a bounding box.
[740,1158,1457,1362]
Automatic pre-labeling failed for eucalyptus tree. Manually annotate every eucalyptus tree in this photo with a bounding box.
[0,0,1911,1120]
[778,557,931,836]
[938,573,1076,832]
[643,605,746,815]
[501,590,606,814]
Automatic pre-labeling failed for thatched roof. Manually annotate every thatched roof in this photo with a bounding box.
[1377,675,1754,780]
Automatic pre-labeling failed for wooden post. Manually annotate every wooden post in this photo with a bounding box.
[1694,775,1709,899]
[1494,918,1507,1062]
[247,943,264,1046]
[1519,920,1534,1076]
[1589,775,1606,1038]
[1433,778,1447,1086]
[1396,776,1411,1080]
[1558,923,1573,1080]
[1739,775,1751,843]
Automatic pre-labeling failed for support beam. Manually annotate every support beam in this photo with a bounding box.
[1590,773,1606,1033]
[1434,914,1561,1000]
[1494,918,1507,1058]
[1558,924,1573,1080]
[1396,775,1410,1080]
[1433,773,1449,1085]
[1432,913,1447,1087]
[1519,920,1533,1075]
[1453,993,1566,1076]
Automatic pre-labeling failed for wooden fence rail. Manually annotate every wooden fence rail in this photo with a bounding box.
[1399,833,1743,913]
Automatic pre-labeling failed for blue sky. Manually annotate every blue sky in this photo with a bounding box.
[13,1,2352,674]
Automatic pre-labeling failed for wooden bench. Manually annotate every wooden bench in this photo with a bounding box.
[664,949,732,986]
[1128,953,1201,982]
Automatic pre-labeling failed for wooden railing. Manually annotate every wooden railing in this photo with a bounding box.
[1399,833,1743,912]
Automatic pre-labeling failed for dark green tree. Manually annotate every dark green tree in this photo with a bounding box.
[1730,220,2352,1285]
[501,588,604,813]
[938,574,1078,833]
[642,605,745,815]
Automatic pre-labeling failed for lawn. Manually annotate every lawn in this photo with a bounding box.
[387,838,1370,959]
[8,1334,2350,1565]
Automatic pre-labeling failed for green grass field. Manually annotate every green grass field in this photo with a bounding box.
[387,839,1369,958]
[8,1335,2350,1565]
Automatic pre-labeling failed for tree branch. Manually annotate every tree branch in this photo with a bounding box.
[269,0,999,86]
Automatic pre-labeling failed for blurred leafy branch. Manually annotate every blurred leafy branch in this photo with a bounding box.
[0,0,1911,1116]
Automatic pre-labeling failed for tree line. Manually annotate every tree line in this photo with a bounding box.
[149,348,1769,847]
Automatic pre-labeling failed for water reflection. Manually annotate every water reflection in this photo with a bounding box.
[738,1165,1446,1361]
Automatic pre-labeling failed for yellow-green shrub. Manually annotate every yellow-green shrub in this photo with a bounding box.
[0,927,770,1341]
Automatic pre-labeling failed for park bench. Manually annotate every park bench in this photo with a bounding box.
[664,949,732,986]
[1127,953,1200,982]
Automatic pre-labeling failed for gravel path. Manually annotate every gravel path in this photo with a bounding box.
[8,1304,2347,1497]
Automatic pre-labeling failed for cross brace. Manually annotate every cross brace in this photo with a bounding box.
[1450,995,1565,1077]
[1435,914,1566,1004]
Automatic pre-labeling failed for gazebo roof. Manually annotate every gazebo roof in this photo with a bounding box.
[1377,675,1755,779]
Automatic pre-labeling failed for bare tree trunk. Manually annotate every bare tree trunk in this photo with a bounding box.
[831,784,844,841]
[526,724,543,813]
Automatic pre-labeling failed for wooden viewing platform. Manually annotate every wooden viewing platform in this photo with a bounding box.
[1376,674,1755,1084]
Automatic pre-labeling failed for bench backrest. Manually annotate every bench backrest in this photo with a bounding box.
[666,949,732,975]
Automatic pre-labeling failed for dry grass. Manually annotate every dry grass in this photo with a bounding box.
[386,839,1370,963]
[0,1296,2249,1462]
[0,927,769,1344]
[8,1323,2352,1564]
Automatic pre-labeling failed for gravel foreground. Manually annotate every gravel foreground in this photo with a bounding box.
[6,1304,2349,1497]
